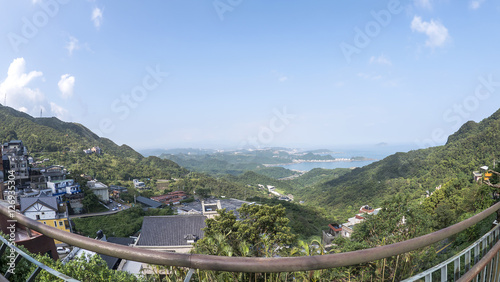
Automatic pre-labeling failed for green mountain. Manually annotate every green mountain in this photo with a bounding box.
[297,109,500,219]
[0,104,187,180]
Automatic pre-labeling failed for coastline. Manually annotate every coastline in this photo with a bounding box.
[263,158,377,167]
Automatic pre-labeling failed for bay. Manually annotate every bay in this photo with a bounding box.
[279,143,418,172]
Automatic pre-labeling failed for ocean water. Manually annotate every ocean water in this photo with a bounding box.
[281,144,418,171]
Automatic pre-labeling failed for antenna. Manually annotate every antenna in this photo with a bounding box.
[40,108,42,118]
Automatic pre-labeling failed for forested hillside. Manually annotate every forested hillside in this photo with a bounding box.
[297,109,500,219]
[0,104,187,181]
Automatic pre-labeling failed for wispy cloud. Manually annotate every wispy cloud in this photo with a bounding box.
[278,75,288,82]
[414,0,433,10]
[357,72,382,80]
[469,0,485,10]
[92,7,104,29]
[66,36,80,56]
[272,70,289,82]
[58,74,75,99]
[411,16,450,48]
[369,55,392,66]
[50,102,70,120]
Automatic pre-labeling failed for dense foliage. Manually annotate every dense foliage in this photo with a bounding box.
[72,206,174,237]
[247,197,331,240]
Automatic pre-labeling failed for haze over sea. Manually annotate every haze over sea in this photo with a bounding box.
[281,143,419,171]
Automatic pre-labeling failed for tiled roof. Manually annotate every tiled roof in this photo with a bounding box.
[136,196,163,208]
[98,237,136,270]
[20,197,58,213]
[137,215,206,247]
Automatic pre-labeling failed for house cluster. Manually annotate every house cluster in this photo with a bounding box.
[473,166,493,183]
[322,205,381,246]
[83,146,102,155]
[0,140,126,263]
[150,191,187,206]
[64,198,252,276]
[1,139,111,224]
[133,191,188,209]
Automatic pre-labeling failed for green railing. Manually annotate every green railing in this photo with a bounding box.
[0,235,79,281]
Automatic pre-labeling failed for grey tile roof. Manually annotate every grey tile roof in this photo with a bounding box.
[135,196,163,208]
[20,196,58,213]
[98,237,136,270]
[137,215,206,247]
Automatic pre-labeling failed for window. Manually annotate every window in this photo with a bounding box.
[59,221,63,226]
[43,222,46,224]
[54,221,57,226]
[36,215,40,220]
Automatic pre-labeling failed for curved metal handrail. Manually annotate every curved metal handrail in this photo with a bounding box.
[2,201,500,273]
[457,235,500,282]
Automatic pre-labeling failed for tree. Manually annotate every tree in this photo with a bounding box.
[193,204,296,258]
[82,191,101,213]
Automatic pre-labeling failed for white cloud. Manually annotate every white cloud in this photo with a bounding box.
[0,58,70,119]
[278,75,288,82]
[58,74,75,99]
[357,73,382,80]
[414,0,433,9]
[369,55,392,66]
[66,36,80,56]
[92,7,103,29]
[0,58,44,111]
[469,0,485,9]
[272,70,289,82]
[411,16,450,48]
[50,102,70,120]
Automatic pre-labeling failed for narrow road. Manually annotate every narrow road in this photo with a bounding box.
[69,203,130,219]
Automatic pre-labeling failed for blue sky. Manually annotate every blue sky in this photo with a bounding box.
[1,0,499,150]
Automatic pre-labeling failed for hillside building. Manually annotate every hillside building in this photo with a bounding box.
[19,196,71,244]
[2,140,29,185]
[0,200,59,260]
[47,179,81,197]
[87,180,109,202]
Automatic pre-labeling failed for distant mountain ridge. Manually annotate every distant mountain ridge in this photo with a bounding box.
[297,108,500,218]
[0,104,186,180]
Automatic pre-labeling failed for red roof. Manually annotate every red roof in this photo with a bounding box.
[328,224,342,232]
[355,215,365,220]
[360,207,374,213]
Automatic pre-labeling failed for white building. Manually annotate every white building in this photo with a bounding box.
[133,179,145,189]
[87,180,109,202]
[20,197,58,221]
[47,179,81,196]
